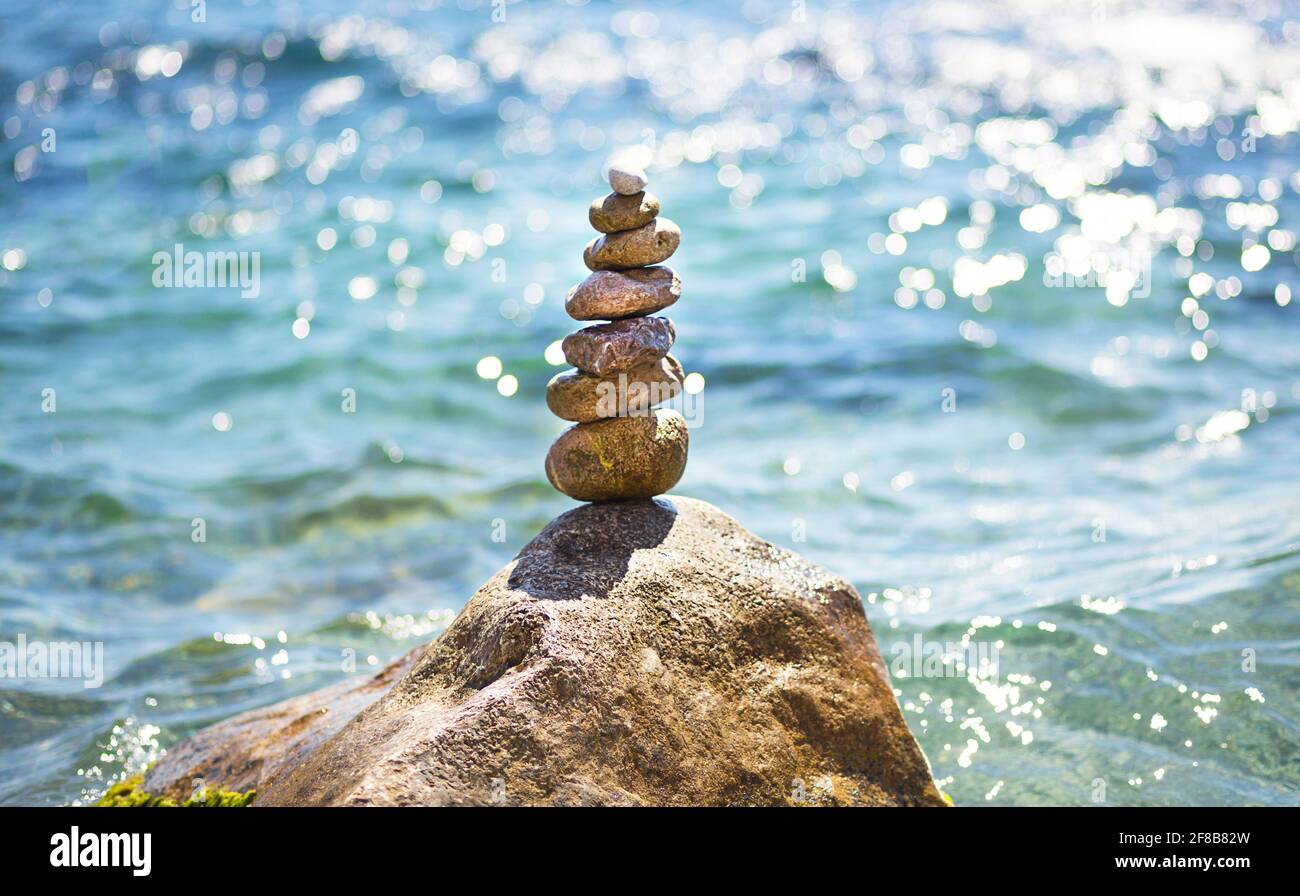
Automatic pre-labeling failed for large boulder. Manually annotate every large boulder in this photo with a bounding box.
[145,497,944,806]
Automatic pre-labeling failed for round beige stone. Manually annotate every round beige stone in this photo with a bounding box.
[546,355,684,423]
[589,191,659,234]
[565,267,680,321]
[583,218,680,271]
[545,409,689,502]
[562,316,675,376]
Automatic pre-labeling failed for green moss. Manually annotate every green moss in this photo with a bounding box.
[95,774,255,808]
[95,776,170,807]
[188,785,256,808]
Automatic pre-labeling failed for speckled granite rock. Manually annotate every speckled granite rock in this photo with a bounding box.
[583,218,680,271]
[545,409,688,501]
[145,498,943,806]
[565,267,680,320]
[547,355,684,423]
[589,191,659,234]
[562,316,675,377]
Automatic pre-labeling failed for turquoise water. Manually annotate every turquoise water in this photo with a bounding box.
[2,0,1298,806]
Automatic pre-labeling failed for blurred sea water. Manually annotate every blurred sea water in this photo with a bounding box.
[1,0,1298,806]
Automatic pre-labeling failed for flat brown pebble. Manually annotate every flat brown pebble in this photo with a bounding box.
[562,316,675,376]
[546,355,684,423]
[565,267,680,321]
[588,191,660,234]
[545,409,689,501]
[583,218,680,271]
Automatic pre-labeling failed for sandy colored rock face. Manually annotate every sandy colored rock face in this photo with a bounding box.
[608,163,648,195]
[562,316,675,376]
[545,409,688,501]
[141,647,422,802]
[565,267,680,321]
[143,498,944,807]
[589,191,659,234]
[583,217,680,271]
[546,355,684,423]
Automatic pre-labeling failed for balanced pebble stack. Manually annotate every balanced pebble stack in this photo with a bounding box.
[544,163,689,502]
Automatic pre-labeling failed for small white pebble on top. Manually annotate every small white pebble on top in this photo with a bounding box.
[608,164,648,195]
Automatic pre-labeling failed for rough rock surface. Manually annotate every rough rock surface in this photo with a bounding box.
[545,409,689,501]
[584,218,680,271]
[563,316,676,376]
[141,647,421,801]
[547,355,684,423]
[144,498,944,807]
[589,191,660,234]
[566,267,680,320]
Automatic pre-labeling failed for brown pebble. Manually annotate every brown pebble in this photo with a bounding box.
[565,267,680,321]
[562,316,675,376]
[583,218,680,271]
[589,191,660,234]
[545,409,689,501]
[546,355,684,423]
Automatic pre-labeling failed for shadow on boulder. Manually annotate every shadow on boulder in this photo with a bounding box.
[506,497,676,600]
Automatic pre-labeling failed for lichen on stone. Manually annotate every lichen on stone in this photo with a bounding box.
[95,774,255,807]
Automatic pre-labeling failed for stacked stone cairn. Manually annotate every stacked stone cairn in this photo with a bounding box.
[544,163,689,502]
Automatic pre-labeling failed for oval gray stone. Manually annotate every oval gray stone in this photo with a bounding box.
[608,164,648,196]
[565,267,680,321]
[562,316,676,376]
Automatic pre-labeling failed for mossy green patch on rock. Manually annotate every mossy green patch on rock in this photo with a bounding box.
[95,774,255,807]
